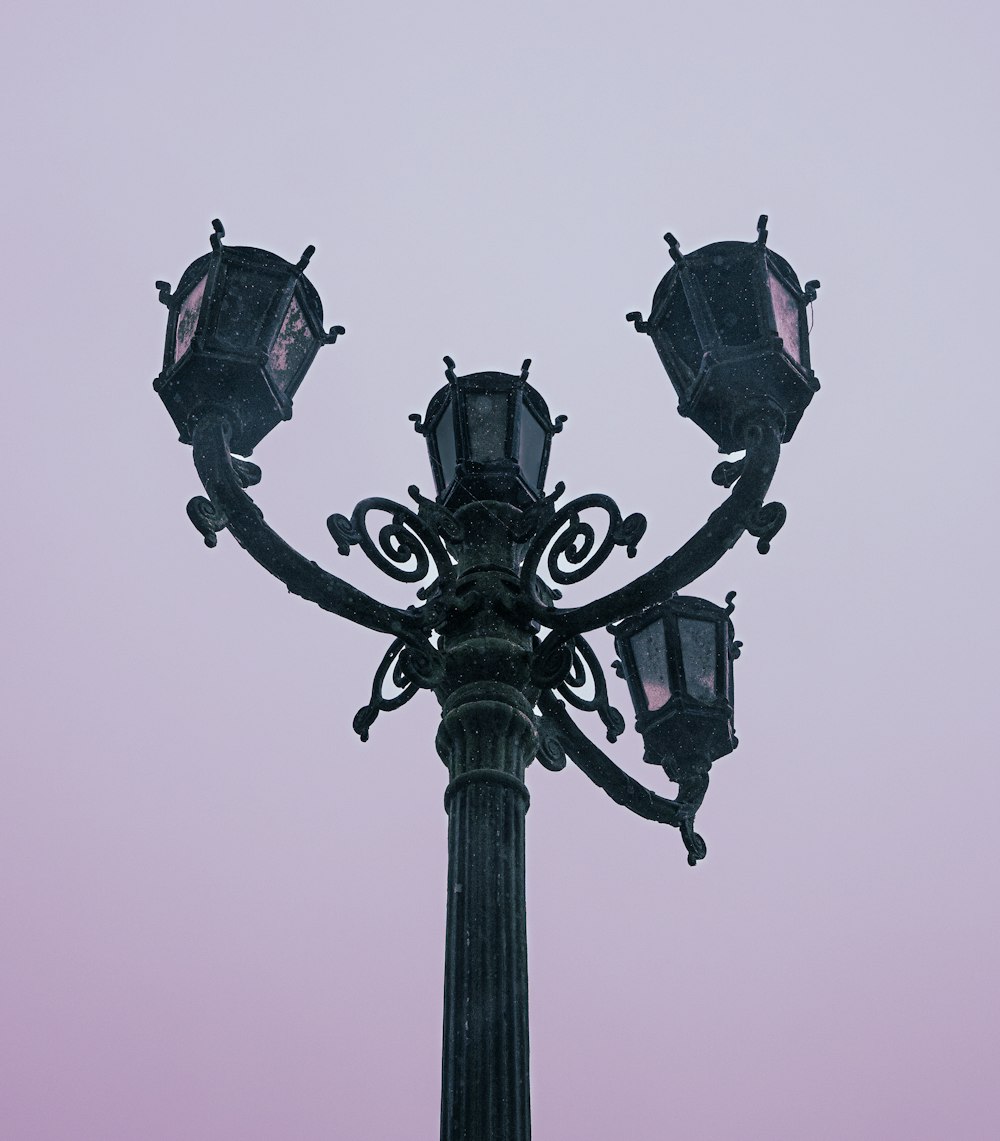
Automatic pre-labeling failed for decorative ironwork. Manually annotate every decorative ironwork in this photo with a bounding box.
[520,492,647,593]
[353,636,444,741]
[186,495,227,547]
[523,412,786,637]
[554,635,626,743]
[746,500,787,554]
[538,692,710,866]
[155,216,821,1141]
[327,494,458,593]
[535,716,568,771]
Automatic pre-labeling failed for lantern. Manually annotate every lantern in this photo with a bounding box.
[413,358,564,509]
[153,220,343,456]
[612,594,739,781]
[627,216,820,453]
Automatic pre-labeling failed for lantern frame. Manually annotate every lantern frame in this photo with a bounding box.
[629,217,820,454]
[612,594,739,778]
[413,359,564,510]
[153,221,342,457]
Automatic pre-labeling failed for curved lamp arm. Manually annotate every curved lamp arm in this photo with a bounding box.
[538,691,709,865]
[528,412,784,637]
[189,411,427,640]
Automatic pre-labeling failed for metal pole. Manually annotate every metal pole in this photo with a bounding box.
[434,499,539,1141]
[437,683,536,1141]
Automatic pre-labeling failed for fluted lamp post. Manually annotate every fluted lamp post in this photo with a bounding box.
[153,215,820,1141]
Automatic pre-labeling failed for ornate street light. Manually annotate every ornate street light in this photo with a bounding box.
[154,219,344,457]
[411,358,566,509]
[153,216,820,1141]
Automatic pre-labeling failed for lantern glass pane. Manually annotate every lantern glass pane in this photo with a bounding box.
[662,282,702,373]
[678,617,718,702]
[700,259,759,347]
[768,271,802,362]
[629,620,671,712]
[174,275,207,361]
[268,296,314,393]
[466,391,509,462]
[518,402,547,489]
[434,400,457,488]
[215,267,280,350]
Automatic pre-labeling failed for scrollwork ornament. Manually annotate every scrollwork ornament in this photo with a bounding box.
[680,818,707,866]
[230,457,262,488]
[555,634,626,743]
[407,485,464,546]
[711,455,747,488]
[746,500,787,554]
[509,481,566,543]
[530,634,574,690]
[535,718,568,771]
[521,493,647,592]
[186,495,227,547]
[353,636,442,742]
[327,496,456,593]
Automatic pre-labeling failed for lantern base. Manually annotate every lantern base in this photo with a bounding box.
[675,343,819,454]
[639,701,737,782]
[441,462,544,511]
[154,352,291,456]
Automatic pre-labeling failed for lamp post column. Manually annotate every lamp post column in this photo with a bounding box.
[437,679,537,1141]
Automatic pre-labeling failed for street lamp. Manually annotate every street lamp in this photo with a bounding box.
[153,215,820,1141]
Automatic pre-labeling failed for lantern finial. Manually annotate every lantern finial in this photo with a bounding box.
[756,214,769,246]
[663,232,683,263]
[210,218,225,252]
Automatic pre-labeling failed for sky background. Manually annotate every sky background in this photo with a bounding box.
[3,2,998,1138]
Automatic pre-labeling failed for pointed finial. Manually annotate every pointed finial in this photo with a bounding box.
[663,232,683,263]
[296,244,315,271]
[210,218,225,252]
[756,214,768,246]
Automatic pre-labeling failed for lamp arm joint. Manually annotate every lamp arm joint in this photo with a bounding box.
[188,411,426,639]
[527,414,785,636]
[538,692,709,865]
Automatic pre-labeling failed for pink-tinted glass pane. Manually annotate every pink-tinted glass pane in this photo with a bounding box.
[768,272,802,362]
[174,275,206,361]
[268,296,315,392]
[678,617,717,703]
[630,620,671,712]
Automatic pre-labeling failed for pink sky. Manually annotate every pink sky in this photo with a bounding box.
[2,2,997,1138]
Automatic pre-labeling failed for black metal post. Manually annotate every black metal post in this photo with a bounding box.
[438,684,536,1141]
[434,500,539,1141]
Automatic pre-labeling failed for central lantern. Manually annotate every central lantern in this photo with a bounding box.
[413,357,565,509]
